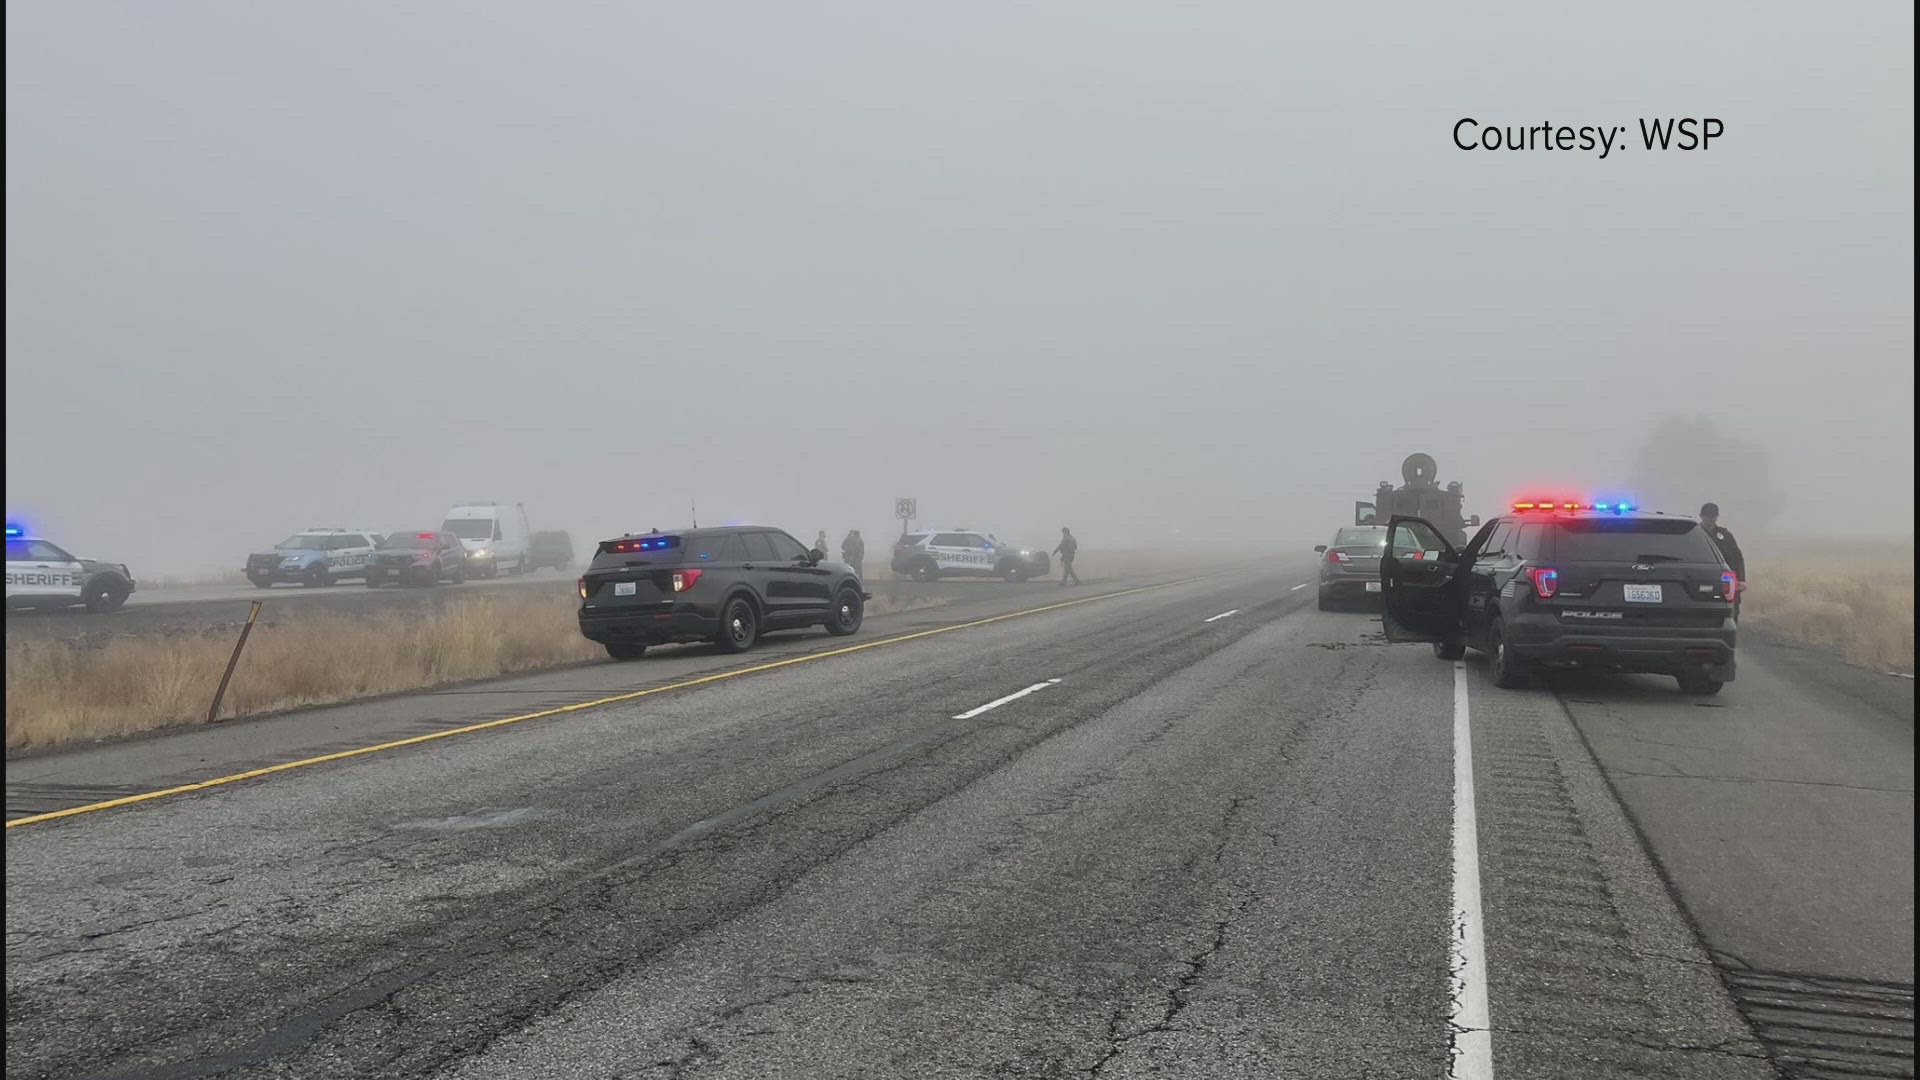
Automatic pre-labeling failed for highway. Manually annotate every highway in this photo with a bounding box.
[5,561,1912,1079]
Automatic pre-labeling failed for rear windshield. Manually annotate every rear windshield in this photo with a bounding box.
[1334,528,1418,551]
[590,534,682,568]
[378,534,438,550]
[443,519,495,540]
[1552,519,1723,563]
[897,534,928,547]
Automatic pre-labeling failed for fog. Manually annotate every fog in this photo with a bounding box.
[7,2,1912,578]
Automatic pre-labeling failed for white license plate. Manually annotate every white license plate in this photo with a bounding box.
[1364,581,1382,593]
[1623,583,1663,603]
[614,582,637,596]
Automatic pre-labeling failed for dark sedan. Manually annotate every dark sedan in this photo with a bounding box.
[1314,525,1421,610]
[364,532,469,587]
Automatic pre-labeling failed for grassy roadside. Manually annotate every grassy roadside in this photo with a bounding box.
[4,589,952,752]
[1740,539,1914,675]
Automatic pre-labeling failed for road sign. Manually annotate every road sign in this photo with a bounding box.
[895,498,917,520]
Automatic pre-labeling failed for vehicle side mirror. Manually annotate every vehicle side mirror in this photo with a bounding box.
[1313,545,1327,553]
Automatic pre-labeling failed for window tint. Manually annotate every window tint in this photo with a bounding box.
[1515,524,1547,559]
[378,534,436,550]
[1334,528,1387,547]
[1483,523,1515,558]
[741,533,779,562]
[897,534,929,547]
[8,540,72,561]
[1552,520,1722,562]
[685,534,748,562]
[763,532,811,561]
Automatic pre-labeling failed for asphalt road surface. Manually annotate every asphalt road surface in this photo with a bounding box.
[6,562,1912,1079]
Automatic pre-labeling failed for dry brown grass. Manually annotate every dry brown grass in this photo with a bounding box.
[1740,538,1914,674]
[5,592,605,751]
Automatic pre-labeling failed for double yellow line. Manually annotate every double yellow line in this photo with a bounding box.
[7,579,1196,830]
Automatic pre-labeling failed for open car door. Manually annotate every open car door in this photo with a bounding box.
[1380,515,1466,643]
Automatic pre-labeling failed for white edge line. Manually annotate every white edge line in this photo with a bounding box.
[1290,582,1310,591]
[952,679,1062,720]
[1449,661,1495,1079]
[1203,609,1240,623]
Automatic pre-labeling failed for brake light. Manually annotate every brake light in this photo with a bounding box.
[1527,567,1559,598]
[416,533,436,539]
[1326,549,1348,563]
[1721,571,1738,600]
[577,576,589,599]
[671,569,704,592]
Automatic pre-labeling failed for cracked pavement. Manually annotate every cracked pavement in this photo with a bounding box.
[5,562,1907,1078]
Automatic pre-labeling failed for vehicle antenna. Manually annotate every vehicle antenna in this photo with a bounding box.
[690,497,698,529]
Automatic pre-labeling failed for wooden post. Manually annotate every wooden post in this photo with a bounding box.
[208,601,263,724]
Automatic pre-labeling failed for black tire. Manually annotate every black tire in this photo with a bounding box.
[714,596,760,653]
[365,577,381,589]
[83,579,129,614]
[1001,567,1025,582]
[825,587,864,636]
[1677,670,1724,696]
[1317,589,1333,611]
[250,576,274,589]
[1433,638,1466,661]
[1487,618,1535,689]
[911,562,939,583]
[422,562,442,587]
[605,642,647,661]
[302,566,333,588]
[451,563,467,584]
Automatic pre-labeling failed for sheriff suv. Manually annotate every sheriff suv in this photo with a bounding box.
[577,527,870,660]
[1380,502,1739,695]
[890,529,1050,582]
[5,529,137,613]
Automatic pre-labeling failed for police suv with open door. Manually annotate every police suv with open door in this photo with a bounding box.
[1379,500,1739,695]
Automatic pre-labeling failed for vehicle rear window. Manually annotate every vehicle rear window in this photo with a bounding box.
[1334,528,1387,547]
[589,534,682,568]
[897,534,928,547]
[1551,519,1723,563]
[683,534,747,562]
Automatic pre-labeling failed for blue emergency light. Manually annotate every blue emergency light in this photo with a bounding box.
[4,524,24,537]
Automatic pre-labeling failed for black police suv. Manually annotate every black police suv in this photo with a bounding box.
[1379,505,1739,694]
[364,531,468,587]
[577,527,870,660]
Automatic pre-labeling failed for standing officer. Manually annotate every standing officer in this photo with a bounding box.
[1053,527,1081,586]
[1700,502,1746,612]
[840,529,865,577]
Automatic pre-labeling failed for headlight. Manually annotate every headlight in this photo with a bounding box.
[470,549,488,558]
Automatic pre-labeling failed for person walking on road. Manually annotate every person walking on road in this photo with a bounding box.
[1053,527,1081,586]
[840,529,865,577]
[1699,502,1746,613]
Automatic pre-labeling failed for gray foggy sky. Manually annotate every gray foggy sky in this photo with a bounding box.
[7,2,1912,576]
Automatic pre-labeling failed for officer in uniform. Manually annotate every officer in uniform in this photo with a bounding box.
[1700,502,1746,613]
[840,529,865,577]
[1053,527,1081,586]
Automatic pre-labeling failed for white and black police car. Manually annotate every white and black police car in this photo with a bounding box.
[890,529,1051,582]
[5,524,138,613]
[244,529,384,588]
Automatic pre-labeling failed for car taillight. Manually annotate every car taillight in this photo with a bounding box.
[1721,571,1738,600]
[1326,549,1348,563]
[671,569,703,592]
[577,576,590,599]
[1527,567,1558,599]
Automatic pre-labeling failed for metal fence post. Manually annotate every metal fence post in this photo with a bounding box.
[208,601,263,724]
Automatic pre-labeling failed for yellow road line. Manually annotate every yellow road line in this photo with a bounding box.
[6,578,1202,830]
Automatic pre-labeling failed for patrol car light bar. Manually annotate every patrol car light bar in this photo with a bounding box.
[604,535,680,554]
[1510,500,1635,514]
[4,525,23,537]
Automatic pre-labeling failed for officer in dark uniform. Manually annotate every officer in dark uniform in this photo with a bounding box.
[1700,502,1746,613]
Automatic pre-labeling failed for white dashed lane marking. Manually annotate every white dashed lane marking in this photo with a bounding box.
[1290,582,1311,591]
[952,679,1062,720]
[1202,609,1240,623]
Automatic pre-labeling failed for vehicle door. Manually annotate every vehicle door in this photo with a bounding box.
[1462,520,1516,645]
[336,534,374,577]
[5,539,85,603]
[922,532,966,573]
[1380,516,1466,643]
[439,534,466,578]
[957,533,1000,572]
[759,530,832,623]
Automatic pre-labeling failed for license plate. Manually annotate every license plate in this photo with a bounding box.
[1364,581,1382,593]
[1623,583,1663,603]
[614,582,637,596]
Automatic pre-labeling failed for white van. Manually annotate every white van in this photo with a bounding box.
[440,503,533,578]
